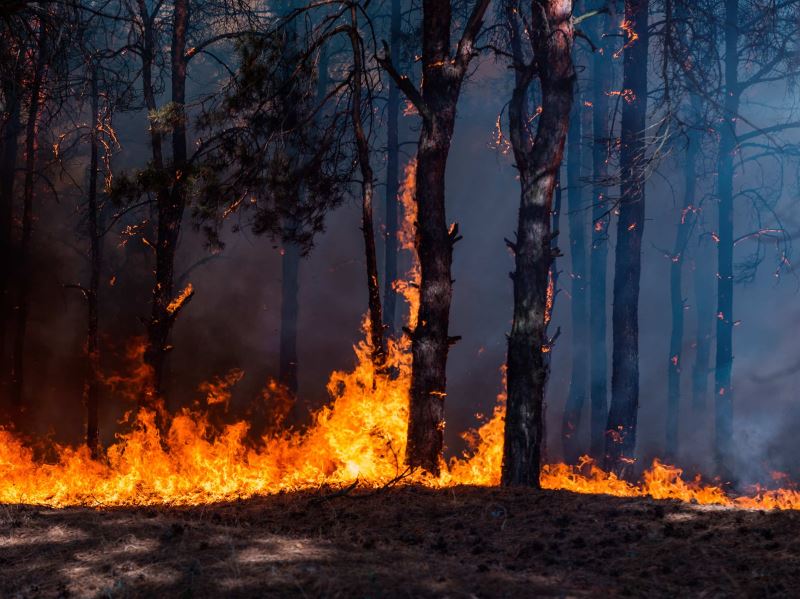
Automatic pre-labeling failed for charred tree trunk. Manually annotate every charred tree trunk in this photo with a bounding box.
[605,0,648,477]
[502,0,574,487]
[378,0,490,474]
[714,0,739,476]
[382,0,401,335]
[562,92,588,463]
[279,242,300,398]
[136,0,168,408]
[0,59,21,400]
[349,8,385,367]
[589,4,612,460]
[11,31,46,413]
[142,0,191,407]
[85,64,102,457]
[665,130,698,460]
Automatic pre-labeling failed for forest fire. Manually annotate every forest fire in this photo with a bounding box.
[1,155,798,512]
[6,0,800,594]
[1,329,799,509]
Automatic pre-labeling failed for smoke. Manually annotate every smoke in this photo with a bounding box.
[13,46,800,488]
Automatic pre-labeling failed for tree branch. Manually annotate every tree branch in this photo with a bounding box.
[376,41,432,122]
[454,0,492,76]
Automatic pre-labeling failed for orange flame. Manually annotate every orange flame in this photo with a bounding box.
[613,19,639,59]
[392,158,420,328]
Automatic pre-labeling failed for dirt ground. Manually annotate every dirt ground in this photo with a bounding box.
[1,485,799,598]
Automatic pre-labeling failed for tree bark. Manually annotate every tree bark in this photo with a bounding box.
[85,64,102,457]
[714,0,739,477]
[589,3,612,460]
[605,0,648,477]
[11,29,46,413]
[561,91,589,463]
[691,231,714,414]
[349,8,385,367]
[382,0,401,335]
[142,0,190,407]
[502,0,574,487]
[0,53,21,401]
[665,130,697,461]
[389,0,489,474]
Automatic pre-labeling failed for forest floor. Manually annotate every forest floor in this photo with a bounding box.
[1,485,799,598]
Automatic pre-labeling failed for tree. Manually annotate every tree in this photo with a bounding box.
[501,0,575,486]
[378,0,491,475]
[347,3,386,367]
[588,0,613,459]
[0,34,23,404]
[604,0,649,476]
[561,0,590,463]
[382,0,403,335]
[10,15,52,413]
[114,0,257,409]
[194,11,351,406]
[61,0,128,456]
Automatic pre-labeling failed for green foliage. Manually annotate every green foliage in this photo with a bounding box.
[148,103,186,136]
[193,27,351,254]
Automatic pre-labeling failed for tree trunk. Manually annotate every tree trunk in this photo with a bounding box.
[382,0,401,335]
[589,3,612,460]
[136,0,167,408]
[349,7,385,367]
[0,59,21,401]
[665,130,697,460]
[605,0,648,477]
[11,30,46,413]
[502,0,574,487]
[85,64,102,457]
[561,92,588,463]
[142,0,190,407]
[279,242,300,400]
[691,231,714,414]
[404,0,489,474]
[714,0,739,477]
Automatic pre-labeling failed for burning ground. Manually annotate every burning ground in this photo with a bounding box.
[3,485,799,598]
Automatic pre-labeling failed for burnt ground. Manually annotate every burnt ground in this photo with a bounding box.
[1,486,799,598]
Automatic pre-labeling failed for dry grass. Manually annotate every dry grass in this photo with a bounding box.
[2,485,799,597]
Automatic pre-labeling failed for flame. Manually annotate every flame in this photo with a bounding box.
[613,19,639,59]
[199,368,245,409]
[1,155,800,510]
[167,283,194,314]
[392,158,420,328]
[544,268,555,327]
[607,88,636,104]
[2,327,800,508]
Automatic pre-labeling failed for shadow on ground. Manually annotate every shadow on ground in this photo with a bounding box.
[1,485,799,597]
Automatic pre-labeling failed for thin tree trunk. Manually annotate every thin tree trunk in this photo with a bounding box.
[135,0,168,408]
[11,31,46,413]
[691,231,714,414]
[349,7,385,367]
[589,3,611,460]
[143,0,190,407]
[382,0,401,335]
[714,0,739,476]
[399,0,489,474]
[0,64,21,403]
[562,92,589,463]
[665,130,697,460]
[279,241,300,398]
[605,0,648,477]
[502,0,574,487]
[85,64,102,457]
